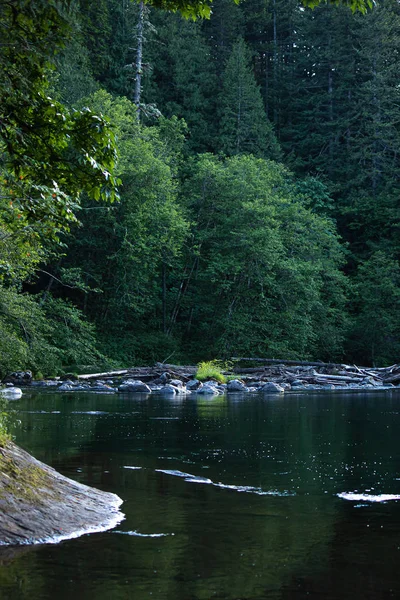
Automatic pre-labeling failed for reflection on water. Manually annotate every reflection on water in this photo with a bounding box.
[1,390,400,599]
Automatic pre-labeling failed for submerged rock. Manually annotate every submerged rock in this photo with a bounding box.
[0,442,124,546]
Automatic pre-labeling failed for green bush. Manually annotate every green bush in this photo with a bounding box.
[196,360,227,383]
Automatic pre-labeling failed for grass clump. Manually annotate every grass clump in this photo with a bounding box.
[196,360,227,383]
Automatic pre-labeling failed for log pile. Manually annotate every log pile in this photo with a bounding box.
[76,359,400,388]
[231,359,400,387]
[78,363,197,382]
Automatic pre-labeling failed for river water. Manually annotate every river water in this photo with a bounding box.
[1,389,400,599]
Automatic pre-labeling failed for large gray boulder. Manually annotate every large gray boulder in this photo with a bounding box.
[159,384,179,395]
[169,379,183,388]
[260,382,285,393]
[186,379,202,391]
[118,380,151,393]
[196,382,220,395]
[227,379,248,392]
[0,442,123,546]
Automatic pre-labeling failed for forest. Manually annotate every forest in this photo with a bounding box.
[1,0,399,376]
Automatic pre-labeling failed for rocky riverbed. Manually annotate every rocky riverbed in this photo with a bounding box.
[3,361,400,396]
[0,441,124,546]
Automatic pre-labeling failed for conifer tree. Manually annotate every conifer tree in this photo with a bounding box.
[218,38,281,159]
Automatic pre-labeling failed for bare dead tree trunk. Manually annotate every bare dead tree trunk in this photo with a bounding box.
[134,0,144,120]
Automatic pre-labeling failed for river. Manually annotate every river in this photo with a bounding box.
[1,389,400,599]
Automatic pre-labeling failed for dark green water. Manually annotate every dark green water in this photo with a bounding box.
[1,390,400,600]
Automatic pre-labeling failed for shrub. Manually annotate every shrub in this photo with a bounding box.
[196,360,227,383]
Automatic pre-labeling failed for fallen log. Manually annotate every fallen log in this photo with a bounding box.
[382,373,400,384]
[231,358,347,368]
[78,369,129,380]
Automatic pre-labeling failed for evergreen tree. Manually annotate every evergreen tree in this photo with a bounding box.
[143,14,218,151]
[218,38,281,159]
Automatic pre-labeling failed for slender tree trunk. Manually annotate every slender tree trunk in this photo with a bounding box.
[273,0,278,126]
[134,0,144,120]
[162,259,167,334]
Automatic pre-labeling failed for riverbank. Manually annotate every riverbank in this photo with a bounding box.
[4,361,400,395]
[0,441,123,546]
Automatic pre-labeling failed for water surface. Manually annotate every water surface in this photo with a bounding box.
[1,390,400,599]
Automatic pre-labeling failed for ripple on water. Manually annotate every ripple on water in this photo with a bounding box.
[113,531,174,537]
[337,492,400,503]
[123,466,142,470]
[155,469,294,496]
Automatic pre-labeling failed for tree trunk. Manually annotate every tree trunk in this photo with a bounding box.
[134,0,144,120]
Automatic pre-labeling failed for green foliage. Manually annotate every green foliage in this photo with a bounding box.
[40,296,104,371]
[219,38,281,160]
[144,0,372,19]
[0,0,120,273]
[196,361,227,383]
[0,0,385,375]
[179,154,347,360]
[0,398,10,447]
[0,287,103,377]
[348,252,400,366]
[51,91,189,364]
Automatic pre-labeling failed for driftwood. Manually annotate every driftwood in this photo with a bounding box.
[231,358,346,368]
[74,359,400,389]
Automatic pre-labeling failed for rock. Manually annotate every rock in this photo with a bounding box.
[260,382,285,393]
[186,379,202,391]
[89,383,116,392]
[250,381,264,388]
[169,379,183,388]
[216,385,228,393]
[158,384,178,395]
[290,379,305,387]
[196,383,220,395]
[3,371,32,386]
[152,372,170,385]
[118,380,151,393]
[57,383,75,392]
[0,387,22,399]
[0,442,123,546]
[227,379,247,392]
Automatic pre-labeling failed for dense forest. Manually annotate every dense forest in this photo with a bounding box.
[1,0,399,376]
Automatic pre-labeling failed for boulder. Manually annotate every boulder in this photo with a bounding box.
[152,372,170,385]
[290,380,305,388]
[3,371,32,386]
[158,384,178,395]
[169,379,183,388]
[196,383,220,395]
[186,379,202,391]
[118,380,151,393]
[57,383,75,392]
[260,382,285,393]
[227,379,247,392]
[0,442,123,545]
